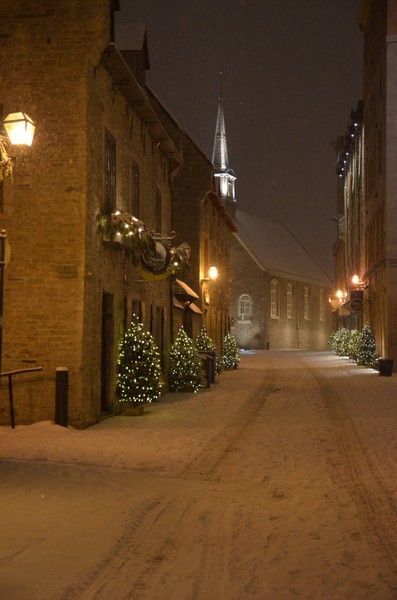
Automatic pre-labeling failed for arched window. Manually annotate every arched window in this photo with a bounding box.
[304,286,310,320]
[270,280,280,318]
[238,294,252,321]
[287,283,293,318]
[319,288,324,321]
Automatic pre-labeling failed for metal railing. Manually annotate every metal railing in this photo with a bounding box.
[1,367,43,428]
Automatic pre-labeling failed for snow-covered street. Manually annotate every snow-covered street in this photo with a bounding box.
[1,350,397,599]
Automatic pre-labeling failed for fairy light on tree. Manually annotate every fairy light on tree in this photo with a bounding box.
[195,325,216,353]
[168,327,203,392]
[222,333,240,369]
[357,323,377,367]
[116,317,161,406]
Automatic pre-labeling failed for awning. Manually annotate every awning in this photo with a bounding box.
[172,296,203,314]
[173,297,185,310]
[174,279,199,300]
[188,302,202,315]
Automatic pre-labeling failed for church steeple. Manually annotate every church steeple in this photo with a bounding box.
[212,73,236,215]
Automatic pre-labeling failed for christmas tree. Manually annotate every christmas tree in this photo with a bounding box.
[116,318,161,405]
[222,333,240,369]
[357,323,377,367]
[195,325,216,353]
[168,327,203,392]
[334,328,350,356]
[347,329,362,361]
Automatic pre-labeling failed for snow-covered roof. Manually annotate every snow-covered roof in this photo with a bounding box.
[235,211,332,285]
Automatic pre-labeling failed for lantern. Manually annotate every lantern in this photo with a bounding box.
[3,112,36,146]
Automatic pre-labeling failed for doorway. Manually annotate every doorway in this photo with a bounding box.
[101,292,114,413]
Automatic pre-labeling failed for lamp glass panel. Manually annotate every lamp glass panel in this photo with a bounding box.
[4,112,35,146]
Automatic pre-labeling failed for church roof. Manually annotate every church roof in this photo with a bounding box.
[212,85,230,172]
[235,211,332,285]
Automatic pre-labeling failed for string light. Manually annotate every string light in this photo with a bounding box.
[116,317,161,405]
[168,327,203,392]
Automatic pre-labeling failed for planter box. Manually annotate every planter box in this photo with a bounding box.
[378,359,394,377]
[119,403,145,416]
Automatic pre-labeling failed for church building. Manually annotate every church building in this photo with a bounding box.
[212,87,332,350]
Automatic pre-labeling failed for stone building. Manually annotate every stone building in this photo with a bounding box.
[0,0,195,426]
[146,90,235,350]
[334,0,397,362]
[211,89,332,349]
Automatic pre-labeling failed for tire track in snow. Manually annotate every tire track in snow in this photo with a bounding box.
[309,366,397,581]
[180,369,277,482]
[61,365,276,600]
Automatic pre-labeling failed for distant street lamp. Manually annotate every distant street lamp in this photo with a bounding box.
[201,265,219,284]
[0,111,36,377]
[351,274,360,286]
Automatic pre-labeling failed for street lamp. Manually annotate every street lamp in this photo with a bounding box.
[3,112,36,146]
[351,274,360,286]
[0,111,36,377]
[201,265,219,283]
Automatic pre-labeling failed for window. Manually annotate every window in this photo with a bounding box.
[238,294,252,321]
[270,280,279,319]
[287,283,293,318]
[319,288,324,321]
[155,188,162,232]
[104,129,116,213]
[304,286,310,320]
[131,161,140,217]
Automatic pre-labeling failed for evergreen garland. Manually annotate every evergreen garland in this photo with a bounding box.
[222,333,240,369]
[168,327,203,392]
[357,323,377,367]
[116,318,161,405]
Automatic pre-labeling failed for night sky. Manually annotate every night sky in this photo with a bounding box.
[116,1,362,272]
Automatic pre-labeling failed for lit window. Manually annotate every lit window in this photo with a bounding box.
[304,286,310,320]
[319,288,324,321]
[238,294,252,321]
[270,280,280,319]
[287,283,293,318]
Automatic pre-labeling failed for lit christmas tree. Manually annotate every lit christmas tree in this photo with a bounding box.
[348,329,362,361]
[357,323,377,367]
[168,327,203,392]
[195,325,216,353]
[222,333,240,369]
[116,318,161,405]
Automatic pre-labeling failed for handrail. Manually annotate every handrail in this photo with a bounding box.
[1,367,43,377]
[1,366,43,429]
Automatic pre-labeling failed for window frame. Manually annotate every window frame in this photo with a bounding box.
[270,279,280,319]
[287,283,293,319]
[238,294,252,322]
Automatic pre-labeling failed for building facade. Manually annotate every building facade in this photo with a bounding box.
[334,0,397,363]
[0,0,194,426]
[146,90,235,351]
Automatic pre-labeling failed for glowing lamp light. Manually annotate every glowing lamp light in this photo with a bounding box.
[352,274,360,286]
[336,289,344,300]
[208,266,219,281]
[3,112,36,146]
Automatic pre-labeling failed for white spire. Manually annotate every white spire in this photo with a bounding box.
[212,72,229,171]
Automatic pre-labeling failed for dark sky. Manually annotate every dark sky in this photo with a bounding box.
[116,1,362,272]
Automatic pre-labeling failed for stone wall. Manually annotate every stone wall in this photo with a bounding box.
[230,236,331,351]
[0,0,112,425]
